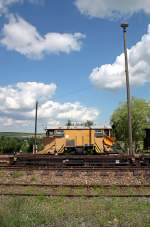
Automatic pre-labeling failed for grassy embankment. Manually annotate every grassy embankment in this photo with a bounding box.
[0,197,149,227]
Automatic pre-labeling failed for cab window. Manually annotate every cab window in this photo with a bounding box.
[46,130,54,137]
[95,129,104,137]
[54,130,64,137]
[104,129,110,136]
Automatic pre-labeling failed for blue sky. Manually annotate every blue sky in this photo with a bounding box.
[0,0,150,131]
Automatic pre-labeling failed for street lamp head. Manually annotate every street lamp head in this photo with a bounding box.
[121,22,129,31]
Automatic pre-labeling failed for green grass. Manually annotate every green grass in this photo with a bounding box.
[0,197,149,227]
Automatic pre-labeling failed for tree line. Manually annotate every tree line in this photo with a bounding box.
[0,136,43,154]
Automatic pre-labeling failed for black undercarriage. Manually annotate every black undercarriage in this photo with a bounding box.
[12,153,150,167]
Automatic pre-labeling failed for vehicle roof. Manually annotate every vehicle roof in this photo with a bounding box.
[46,125,111,130]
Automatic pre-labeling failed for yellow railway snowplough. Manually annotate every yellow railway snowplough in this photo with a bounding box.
[39,126,114,155]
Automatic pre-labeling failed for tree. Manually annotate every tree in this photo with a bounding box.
[0,136,43,154]
[111,98,150,152]
[66,119,72,127]
[84,120,94,128]
[0,136,23,154]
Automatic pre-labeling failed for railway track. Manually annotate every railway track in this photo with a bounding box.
[0,183,150,187]
[0,165,149,171]
[0,184,149,197]
[0,194,149,197]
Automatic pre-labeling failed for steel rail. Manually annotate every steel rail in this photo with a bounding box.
[0,165,149,171]
[0,193,149,197]
[0,183,149,187]
[0,184,149,197]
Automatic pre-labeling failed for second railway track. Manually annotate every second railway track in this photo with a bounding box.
[0,184,149,197]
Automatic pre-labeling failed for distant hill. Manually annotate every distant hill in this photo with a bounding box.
[0,132,44,138]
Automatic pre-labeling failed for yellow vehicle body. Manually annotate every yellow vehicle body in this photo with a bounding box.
[39,127,113,154]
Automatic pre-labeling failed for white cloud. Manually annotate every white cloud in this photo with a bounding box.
[75,0,150,19]
[90,24,150,90]
[0,82,99,131]
[0,0,19,15]
[37,101,99,122]
[0,116,30,127]
[0,0,40,15]
[0,82,57,111]
[1,15,85,59]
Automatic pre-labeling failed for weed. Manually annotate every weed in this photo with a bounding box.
[11,171,24,178]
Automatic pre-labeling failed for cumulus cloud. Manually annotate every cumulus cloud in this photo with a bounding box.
[90,24,150,90]
[37,101,98,122]
[0,15,85,59]
[75,0,150,19]
[0,0,40,16]
[0,82,57,111]
[0,82,99,131]
[0,117,30,127]
[0,0,19,15]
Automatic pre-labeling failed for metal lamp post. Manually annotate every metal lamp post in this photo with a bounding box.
[120,23,133,155]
